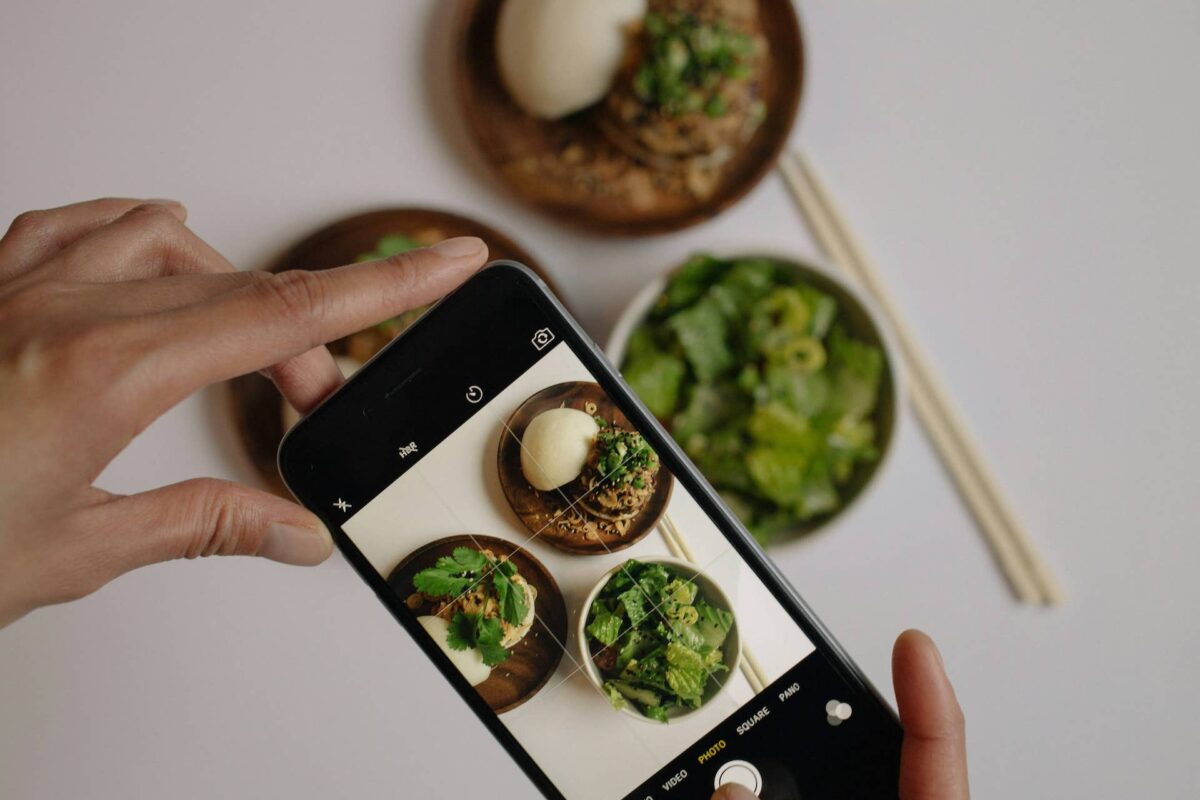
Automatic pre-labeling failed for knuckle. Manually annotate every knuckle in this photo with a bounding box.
[261,269,329,326]
[187,479,261,558]
[122,203,182,243]
[5,209,54,241]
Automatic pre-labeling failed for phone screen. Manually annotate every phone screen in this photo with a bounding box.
[281,266,901,799]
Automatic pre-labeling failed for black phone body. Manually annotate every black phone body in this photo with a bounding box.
[279,263,902,800]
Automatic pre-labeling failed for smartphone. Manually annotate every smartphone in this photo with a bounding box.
[279,263,902,800]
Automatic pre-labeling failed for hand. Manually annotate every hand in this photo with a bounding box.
[712,630,969,800]
[0,197,488,628]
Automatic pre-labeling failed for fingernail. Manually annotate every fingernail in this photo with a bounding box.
[712,785,758,800]
[260,521,333,566]
[143,199,186,220]
[430,236,485,260]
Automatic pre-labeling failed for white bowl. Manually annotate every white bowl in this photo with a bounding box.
[577,557,741,724]
[605,254,903,545]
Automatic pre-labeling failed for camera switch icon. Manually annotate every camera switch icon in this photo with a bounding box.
[531,327,555,351]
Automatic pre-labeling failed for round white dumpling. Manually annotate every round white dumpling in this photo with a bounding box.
[520,407,600,491]
[280,355,362,430]
[497,0,647,120]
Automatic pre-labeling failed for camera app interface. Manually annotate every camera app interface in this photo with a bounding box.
[333,329,898,799]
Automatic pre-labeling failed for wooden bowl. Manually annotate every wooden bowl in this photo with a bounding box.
[228,207,551,497]
[388,534,568,714]
[497,381,674,554]
[454,0,804,235]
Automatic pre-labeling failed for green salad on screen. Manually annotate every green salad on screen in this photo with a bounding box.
[622,255,886,544]
[586,560,734,722]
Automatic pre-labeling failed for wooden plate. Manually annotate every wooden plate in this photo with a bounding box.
[388,535,568,714]
[454,0,804,235]
[227,207,552,496]
[497,381,674,554]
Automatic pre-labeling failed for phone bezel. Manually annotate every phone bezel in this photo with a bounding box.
[278,261,900,800]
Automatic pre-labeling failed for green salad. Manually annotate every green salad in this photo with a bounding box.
[585,560,734,722]
[622,255,885,544]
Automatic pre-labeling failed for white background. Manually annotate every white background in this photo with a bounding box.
[1,1,1197,798]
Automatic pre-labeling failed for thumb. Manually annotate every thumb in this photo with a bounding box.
[711,784,758,800]
[893,629,970,800]
[95,478,333,570]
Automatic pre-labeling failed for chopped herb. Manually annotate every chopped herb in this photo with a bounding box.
[632,12,756,118]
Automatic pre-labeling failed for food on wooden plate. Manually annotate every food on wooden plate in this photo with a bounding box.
[518,405,661,539]
[585,560,734,722]
[599,1,766,195]
[519,407,601,490]
[575,425,660,521]
[408,546,537,683]
[494,0,770,209]
[497,0,647,119]
[621,255,885,544]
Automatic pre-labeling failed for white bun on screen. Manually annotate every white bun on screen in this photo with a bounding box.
[519,407,600,491]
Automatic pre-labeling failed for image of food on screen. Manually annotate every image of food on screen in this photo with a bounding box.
[388,535,568,713]
[498,382,674,554]
[582,558,738,723]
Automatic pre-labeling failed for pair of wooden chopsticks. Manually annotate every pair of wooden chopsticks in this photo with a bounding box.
[658,514,772,691]
[778,149,1063,606]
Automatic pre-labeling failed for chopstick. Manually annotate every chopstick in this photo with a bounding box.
[778,148,1064,606]
[658,514,770,692]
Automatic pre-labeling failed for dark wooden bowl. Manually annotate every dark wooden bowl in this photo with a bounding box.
[388,534,568,714]
[497,381,673,554]
[454,0,804,236]
[228,207,551,497]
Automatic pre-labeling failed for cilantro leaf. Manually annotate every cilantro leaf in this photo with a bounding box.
[445,611,511,667]
[412,568,472,597]
[474,616,509,667]
[492,569,529,627]
[413,547,492,598]
[445,612,475,652]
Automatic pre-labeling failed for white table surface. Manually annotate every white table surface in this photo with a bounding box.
[1,2,1197,798]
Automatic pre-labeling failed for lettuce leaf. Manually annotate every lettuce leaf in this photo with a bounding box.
[667,296,735,382]
[624,349,687,419]
[586,606,623,648]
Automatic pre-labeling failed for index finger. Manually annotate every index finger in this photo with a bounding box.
[138,237,488,419]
